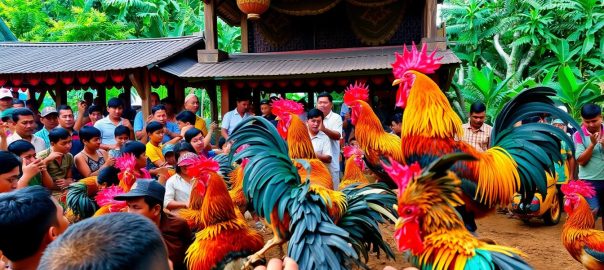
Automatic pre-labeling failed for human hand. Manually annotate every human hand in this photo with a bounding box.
[590,132,599,145]
[56,178,73,189]
[210,122,218,131]
[47,151,64,161]
[0,122,8,138]
[105,157,116,167]
[146,115,154,123]
[77,101,87,115]
[22,159,45,178]
[254,257,298,270]
[122,119,133,129]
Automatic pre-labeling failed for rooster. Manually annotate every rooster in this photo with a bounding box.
[384,153,532,269]
[65,176,99,223]
[391,43,579,227]
[343,83,405,187]
[228,116,397,269]
[178,155,264,270]
[561,180,604,270]
[338,145,370,190]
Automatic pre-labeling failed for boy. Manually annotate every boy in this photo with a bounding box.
[74,126,113,177]
[109,125,130,158]
[7,140,53,189]
[37,128,74,194]
[85,105,103,127]
[146,121,168,168]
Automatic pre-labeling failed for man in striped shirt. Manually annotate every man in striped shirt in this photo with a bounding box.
[461,102,492,152]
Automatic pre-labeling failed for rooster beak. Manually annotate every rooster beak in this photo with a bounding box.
[394,217,403,230]
[392,79,401,86]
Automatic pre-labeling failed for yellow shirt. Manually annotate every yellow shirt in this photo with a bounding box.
[146,142,164,164]
[195,115,208,136]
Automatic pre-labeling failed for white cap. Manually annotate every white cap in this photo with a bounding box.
[0,88,12,100]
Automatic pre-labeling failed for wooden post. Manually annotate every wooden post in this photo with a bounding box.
[220,81,229,118]
[174,79,185,113]
[204,0,218,51]
[124,86,132,109]
[252,87,260,115]
[129,69,151,120]
[240,14,249,53]
[423,0,437,40]
[207,82,218,123]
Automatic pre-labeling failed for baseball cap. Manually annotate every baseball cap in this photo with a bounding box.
[259,99,270,105]
[552,119,565,125]
[0,88,12,100]
[1,108,15,121]
[114,179,165,202]
[177,152,198,166]
[162,144,175,156]
[41,107,58,117]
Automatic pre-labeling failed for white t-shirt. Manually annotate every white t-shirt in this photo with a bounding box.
[221,109,251,136]
[7,132,47,153]
[322,110,343,175]
[163,173,192,208]
[310,131,332,166]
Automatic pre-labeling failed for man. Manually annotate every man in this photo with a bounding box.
[183,93,209,135]
[221,95,251,140]
[115,179,192,270]
[118,93,138,123]
[0,87,13,113]
[390,112,403,137]
[150,105,181,144]
[307,109,332,166]
[0,186,69,270]
[176,110,197,136]
[316,92,343,186]
[38,213,171,270]
[57,105,84,156]
[574,103,604,229]
[7,108,46,152]
[94,98,133,150]
[134,92,160,140]
[461,101,492,152]
[35,107,60,149]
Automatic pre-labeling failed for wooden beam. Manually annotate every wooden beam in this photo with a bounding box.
[174,79,185,113]
[130,70,151,119]
[423,0,437,39]
[240,14,249,53]
[204,0,218,51]
[207,82,218,123]
[220,81,229,118]
[124,86,132,109]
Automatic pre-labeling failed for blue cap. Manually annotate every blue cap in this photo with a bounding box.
[114,179,165,202]
[162,144,175,156]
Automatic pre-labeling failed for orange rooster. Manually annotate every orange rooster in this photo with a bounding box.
[389,43,579,230]
[383,153,532,269]
[178,155,264,270]
[561,180,604,270]
[343,83,405,187]
[338,145,369,190]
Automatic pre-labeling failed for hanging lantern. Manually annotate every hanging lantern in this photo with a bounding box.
[248,81,259,88]
[93,72,108,84]
[292,79,302,87]
[237,0,271,20]
[277,80,288,88]
[307,79,319,87]
[110,70,126,83]
[78,72,91,85]
[28,73,42,86]
[262,81,274,88]
[234,81,245,89]
[61,72,75,85]
[371,76,385,85]
[0,76,7,87]
[11,74,23,86]
[43,73,57,86]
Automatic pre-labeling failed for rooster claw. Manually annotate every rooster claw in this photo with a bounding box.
[242,255,266,270]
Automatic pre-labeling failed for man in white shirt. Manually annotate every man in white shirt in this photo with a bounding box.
[307,108,333,167]
[0,88,13,115]
[316,92,343,186]
[221,96,251,140]
[6,108,46,152]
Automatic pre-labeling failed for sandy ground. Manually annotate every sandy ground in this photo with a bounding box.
[253,212,589,270]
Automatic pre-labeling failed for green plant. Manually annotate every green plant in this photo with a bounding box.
[551,64,604,120]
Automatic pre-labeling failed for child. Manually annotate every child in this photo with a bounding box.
[121,141,149,179]
[146,121,168,168]
[7,140,53,189]
[85,105,103,127]
[74,126,114,177]
[109,125,130,158]
[36,127,74,196]
[163,144,176,167]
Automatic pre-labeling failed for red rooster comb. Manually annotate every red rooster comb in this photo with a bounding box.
[271,98,304,118]
[381,158,421,194]
[343,145,364,159]
[391,42,442,78]
[186,155,219,178]
[115,153,136,172]
[561,180,596,199]
[343,81,369,105]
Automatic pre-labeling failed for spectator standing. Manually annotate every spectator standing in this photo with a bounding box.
[6,108,46,153]
[146,121,169,168]
[184,128,212,156]
[574,103,604,229]
[74,126,114,177]
[460,101,492,152]
[176,110,197,137]
[316,92,343,186]
[115,179,192,270]
[221,95,251,140]
[307,109,333,166]
[94,98,133,150]
[552,119,576,183]
[35,107,59,149]
[57,105,84,156]
[8,140,53,189]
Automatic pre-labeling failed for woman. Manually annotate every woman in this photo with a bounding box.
[184,128,214,156]
[164,151,197,211]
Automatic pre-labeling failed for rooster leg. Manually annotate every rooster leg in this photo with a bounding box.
[243,236,286,270]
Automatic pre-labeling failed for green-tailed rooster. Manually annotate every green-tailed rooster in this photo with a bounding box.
[561,180,604,270]
[228,116,397,269]
[343,82,405,187]
[390,43,579,229]
[384,153,532,269]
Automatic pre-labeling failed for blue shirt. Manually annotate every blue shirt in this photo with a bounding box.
[94,117,126,145]
[134,111,144,132]
[34,128,51,149]
[221,109,250,137]
[163,121,180,144]
[574,126,604,180]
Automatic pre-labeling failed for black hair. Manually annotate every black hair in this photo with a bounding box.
[317,92,333,103]
[521,116,542,124]
[143,196,163,213]
[48,128,71,144]
[38,213,170,270]
[114,125,130,137]
[57,105,72,114]
[469,101,487,114]
[184,128,202,143]
[0,186,57,261]
[83,92,93,99]
[173,141,196,173]
[150,92,160,99]
[218,137,226,149]
[581,103,602,119]
[122,141,146,158]
[12,100,25,106]
[11,108,34,123]
[161,97,174,104]
[97,166,120,187]
[79,126,101,143]
[107,98,123,109]
[151,105,167,116]
[146,121,164,134]
[0,150,21,174]
[307,108,324,120]
[259,99,270,105]
[236,95,251,102]
[8,140,35,157]
[176,111,196,125]
[88,105,102,115]
[391,112,403,124]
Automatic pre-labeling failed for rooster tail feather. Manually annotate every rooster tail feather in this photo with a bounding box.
[338,183,397,262]
[488,250,532,270]
[66,182,99,220]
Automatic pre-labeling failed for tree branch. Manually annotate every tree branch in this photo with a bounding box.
[480,56,505,78]
[493,34,511,64]
[517,46,537,77]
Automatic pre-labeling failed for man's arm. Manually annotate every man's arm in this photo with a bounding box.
[74,102,88,131]
[576,133,598,166]
[320,116,342,141]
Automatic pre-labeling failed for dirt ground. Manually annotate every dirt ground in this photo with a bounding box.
[254,212,589,270]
